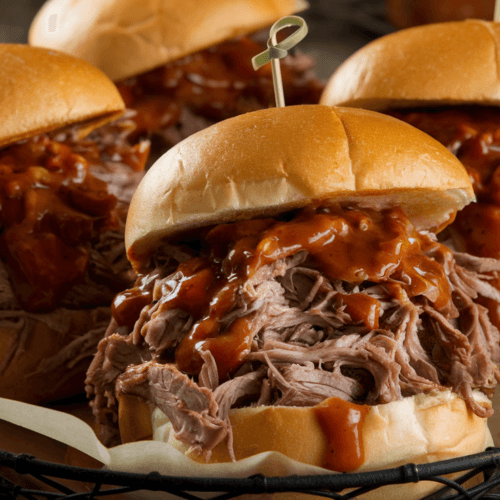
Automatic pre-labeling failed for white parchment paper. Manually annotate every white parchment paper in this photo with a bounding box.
[0,396,330,477]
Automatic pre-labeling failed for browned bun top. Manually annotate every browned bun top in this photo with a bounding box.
[320,20,500,111]
[0,44,124,149]
[28,0,308,82]
[125,104,473,269]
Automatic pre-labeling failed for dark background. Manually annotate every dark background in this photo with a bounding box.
[0,0,394,79]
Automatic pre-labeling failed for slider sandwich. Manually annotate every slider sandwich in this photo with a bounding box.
[87,105,500,500]
[29,0,324,161]
[0,44,149,404]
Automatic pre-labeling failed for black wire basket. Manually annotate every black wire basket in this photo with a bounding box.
[2,448,500,500]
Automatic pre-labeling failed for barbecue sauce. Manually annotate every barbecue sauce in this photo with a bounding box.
[313,397,369,472]
[113,206,452,380]
[0,133,147,312]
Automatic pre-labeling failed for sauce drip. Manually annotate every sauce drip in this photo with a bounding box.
[313,397,369,472]
[113,206,452,380]
[116,36,324,138]
[0,132,147,312]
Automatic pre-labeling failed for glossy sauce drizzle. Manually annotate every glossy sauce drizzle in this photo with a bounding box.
[313,397,369,472]
[113,206,452,380]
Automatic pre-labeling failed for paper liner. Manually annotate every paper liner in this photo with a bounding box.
[0,396,330,476]
[1,393,499,499]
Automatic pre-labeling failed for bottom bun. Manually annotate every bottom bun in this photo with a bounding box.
[147,390,492,500]
[0,307,110,404]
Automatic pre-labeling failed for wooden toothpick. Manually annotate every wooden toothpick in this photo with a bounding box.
[251,16,309,108]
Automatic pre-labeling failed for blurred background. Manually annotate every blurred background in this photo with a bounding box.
[0,0,395,80]
[1,0,498,78]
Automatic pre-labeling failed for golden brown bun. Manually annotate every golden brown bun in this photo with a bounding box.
[0,44,124,149]
[320,20,500,111]
[125,104,473,269]
[28,0,308,82]
[0,307,110,404]
[147,391,492,500]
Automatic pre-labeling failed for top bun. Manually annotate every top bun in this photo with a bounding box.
[320,20,500,111]
[29,0,308,82]
[125,104,473,269]
[0,44,125,149]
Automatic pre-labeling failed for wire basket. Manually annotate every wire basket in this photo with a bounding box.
[2,448,500,500]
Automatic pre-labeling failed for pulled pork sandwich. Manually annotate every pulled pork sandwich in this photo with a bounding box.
[86,105,500,499]
[28,0,324,162]
[0,44,149,404]
[320,20,500,324]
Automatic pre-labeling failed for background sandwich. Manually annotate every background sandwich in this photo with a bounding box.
[28,0,324,162]
[86,104,499,500]
[0,44,149,404]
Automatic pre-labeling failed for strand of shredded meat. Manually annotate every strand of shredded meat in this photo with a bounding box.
[86,232,500,456]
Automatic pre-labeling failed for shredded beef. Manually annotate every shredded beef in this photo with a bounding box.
[86,229,500,454]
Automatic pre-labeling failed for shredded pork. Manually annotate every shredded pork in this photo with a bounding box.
[86,231,500,454]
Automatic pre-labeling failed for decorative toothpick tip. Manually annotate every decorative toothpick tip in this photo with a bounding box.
[252,16,308,108]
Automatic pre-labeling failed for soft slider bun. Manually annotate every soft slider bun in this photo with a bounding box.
[320,20,500,111]
[29,0,308,82]
[125,104,472,265]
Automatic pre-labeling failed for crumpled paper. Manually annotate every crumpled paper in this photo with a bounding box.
[0,396,330,477]
[1,392,499,499]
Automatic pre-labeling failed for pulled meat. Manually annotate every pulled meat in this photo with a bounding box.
[86,206,500,456]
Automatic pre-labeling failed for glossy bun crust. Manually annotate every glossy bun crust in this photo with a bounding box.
[320,20,500,111]
[125,104,473,270]
[0,44,124,148]
[29,0,308,82]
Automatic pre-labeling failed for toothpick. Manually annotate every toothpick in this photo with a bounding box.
[495,0,500,22]
[252,16,308,108]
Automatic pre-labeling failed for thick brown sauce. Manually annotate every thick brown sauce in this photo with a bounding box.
[116,36,324,138]
[313,397,369,472]
[113,206,451,380]
[0,133,147,312]
[390,106,500,258]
